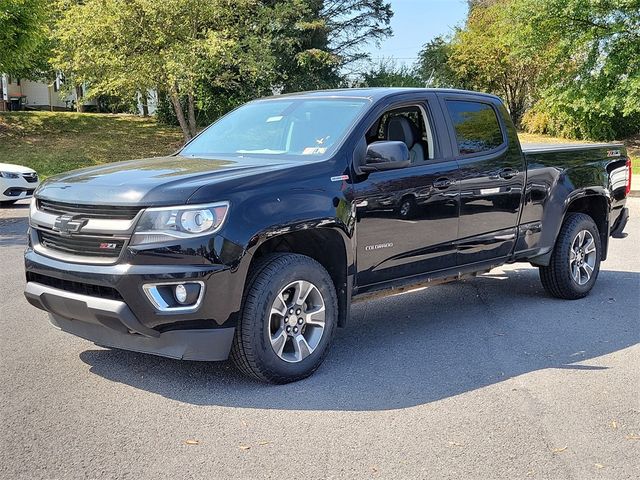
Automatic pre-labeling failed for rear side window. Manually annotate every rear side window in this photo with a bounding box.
[446,100,504,155]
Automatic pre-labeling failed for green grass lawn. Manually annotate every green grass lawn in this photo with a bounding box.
[0,111,184,178]
[1,111,638,178]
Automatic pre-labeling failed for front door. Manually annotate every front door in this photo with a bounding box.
[353,98,460,288]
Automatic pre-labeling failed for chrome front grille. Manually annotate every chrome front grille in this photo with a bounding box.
[37,199,141,220]
[30,200,143,264]
[38,230,126,258]
[22,173,39,183]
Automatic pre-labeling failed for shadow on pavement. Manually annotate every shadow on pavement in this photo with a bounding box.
[79,267,640,411]
[0,216,28,246]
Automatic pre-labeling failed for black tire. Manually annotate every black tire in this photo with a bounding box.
[539,213,602,299]
[0,200,17,207]
[397,197,416,219]
[230,253,338,384]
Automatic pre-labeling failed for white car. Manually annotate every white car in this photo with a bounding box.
[0,163,40,206]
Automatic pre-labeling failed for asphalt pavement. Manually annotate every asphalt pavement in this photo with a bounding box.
[1,198,638,479]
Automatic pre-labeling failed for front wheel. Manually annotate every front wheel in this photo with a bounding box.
[231,253,338,383]
[398,197,416,219]
[539,213,602,299]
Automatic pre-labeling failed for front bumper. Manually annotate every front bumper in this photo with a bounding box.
[24,245,249,361]
[1,175,39,201]
[24,281,235,361]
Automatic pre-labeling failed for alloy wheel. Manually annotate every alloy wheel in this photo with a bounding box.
[569,229,597,285]
[268,280,326,363]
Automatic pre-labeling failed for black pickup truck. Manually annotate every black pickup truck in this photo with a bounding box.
[24,88,631,383]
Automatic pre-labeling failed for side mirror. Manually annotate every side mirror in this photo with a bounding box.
[361,141,410,173]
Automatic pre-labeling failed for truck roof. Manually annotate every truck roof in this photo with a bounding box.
[267,87,503,103]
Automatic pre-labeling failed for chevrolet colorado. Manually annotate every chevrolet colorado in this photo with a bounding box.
[24,88,631,383]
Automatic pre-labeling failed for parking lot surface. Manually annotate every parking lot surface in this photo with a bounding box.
[1,198,638,479]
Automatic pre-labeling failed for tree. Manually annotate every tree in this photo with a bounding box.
[358,59,422,87]
[52,0,393,138]
[53,0,277,140]
[512,0,640,139]
[415,36,462,88]
[265,0,393,92]
[447,0,541,127]
[0,0,50,76]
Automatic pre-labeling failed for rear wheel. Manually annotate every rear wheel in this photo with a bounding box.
[231,253,337,383]
[539,213,602,299]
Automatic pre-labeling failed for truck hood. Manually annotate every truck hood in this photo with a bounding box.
[35,155,296,205]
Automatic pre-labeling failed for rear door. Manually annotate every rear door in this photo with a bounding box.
[438,94,525,265]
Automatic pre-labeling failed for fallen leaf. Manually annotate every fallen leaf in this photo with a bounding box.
[526,470,535,477]
[241,420,248,428]
[184,439,200,445]
[258,441,271,446]
[448,441,463,447]
[625,434,640,440]
[552,446,568,454]
[239,444,251,450]
[594,463,605,469]
[371,467,378,473]
[610,420,618,430]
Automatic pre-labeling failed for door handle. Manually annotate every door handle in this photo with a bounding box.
[498,168,519,180]
[433,178,453,189]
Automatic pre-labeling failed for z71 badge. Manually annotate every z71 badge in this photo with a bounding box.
[607,150,621,157]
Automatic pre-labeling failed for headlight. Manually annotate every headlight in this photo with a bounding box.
[131,202,230,246]
[0,171,20,179]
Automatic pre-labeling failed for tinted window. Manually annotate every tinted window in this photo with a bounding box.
[446,100,504,155]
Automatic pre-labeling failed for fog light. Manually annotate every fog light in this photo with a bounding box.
[143,281,204,312]
[175,284,188,304]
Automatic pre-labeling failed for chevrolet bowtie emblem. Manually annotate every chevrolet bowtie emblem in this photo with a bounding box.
[52,215,88,236]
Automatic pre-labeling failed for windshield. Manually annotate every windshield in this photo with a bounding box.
[181,97,369,160]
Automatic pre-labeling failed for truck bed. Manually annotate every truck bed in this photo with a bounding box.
[521,142,624,153]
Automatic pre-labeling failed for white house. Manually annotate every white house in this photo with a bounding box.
[0,74,97,111]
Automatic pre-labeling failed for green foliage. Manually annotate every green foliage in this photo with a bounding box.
[415,36,461,88]
[416,0,639,140]
[358,59,423,88]
[511,0,640,140]
[0,0,51,76]
[50,0,393,137]
[52,0,278,138]
[447,0,541,127]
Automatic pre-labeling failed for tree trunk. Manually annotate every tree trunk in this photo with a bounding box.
[141,91,149,117]
[75,85,85,113]
[170,86,192,141]
[187,93,197,138]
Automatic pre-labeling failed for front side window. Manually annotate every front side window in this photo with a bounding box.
[181,98,369,161]
[446,100,504,155]
[366,105,435,162]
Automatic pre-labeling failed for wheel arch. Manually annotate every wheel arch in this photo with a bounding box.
[248,227,352,327]
[563,193,609,261]
[529,189,610,267]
